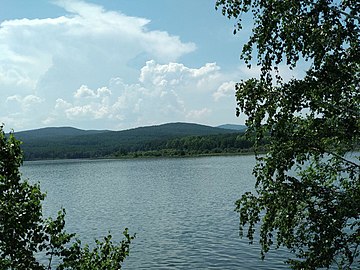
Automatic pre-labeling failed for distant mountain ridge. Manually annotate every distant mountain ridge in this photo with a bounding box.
[13,122,246,160]
[14,122,237,141]
[217,124,247,132]
[14,127,109,141]
[14,123,246,140]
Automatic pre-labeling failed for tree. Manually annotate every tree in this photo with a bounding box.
[0,126,134,269]
[216,0,359,269]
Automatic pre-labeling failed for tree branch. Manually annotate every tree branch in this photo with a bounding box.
[327,150,360,169]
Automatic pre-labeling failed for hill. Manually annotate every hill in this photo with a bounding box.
[217,124,247,132]
[14,127,109,141]
[15,122,248,160]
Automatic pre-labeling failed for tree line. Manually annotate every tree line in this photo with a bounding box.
[22,132,266,160]
[114,133,264,158]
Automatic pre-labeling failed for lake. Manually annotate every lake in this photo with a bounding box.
[21,155,291,269]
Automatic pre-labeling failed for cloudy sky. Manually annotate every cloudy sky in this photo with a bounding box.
[0,0,300,131]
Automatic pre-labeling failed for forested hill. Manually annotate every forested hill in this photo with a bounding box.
[14,127,109,140]
[13,122,254,160]
[216,124,246,131]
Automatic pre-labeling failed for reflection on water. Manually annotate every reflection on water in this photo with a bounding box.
[22,156,290,269]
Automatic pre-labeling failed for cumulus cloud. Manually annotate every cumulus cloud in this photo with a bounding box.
[0,0,195,97]
[55,98,72,110]
[2,94,45,130]
[65,104,109,120]
[213,81,236,101]
[0,0,245,130]
[44,60,239,129]
[6,94,44,111]
[139,60,221,89]
[74,85,111,99]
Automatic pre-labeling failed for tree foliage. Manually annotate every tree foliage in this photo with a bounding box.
[216,0,359,268]
[15,123,242,160]
[0,126,134,269]
[114,133,257,158]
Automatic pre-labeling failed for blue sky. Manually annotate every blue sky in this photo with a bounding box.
[0,0,300,131]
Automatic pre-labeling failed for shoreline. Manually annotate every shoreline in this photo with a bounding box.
[23,149,262,162]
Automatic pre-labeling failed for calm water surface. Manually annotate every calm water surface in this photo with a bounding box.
[22,156,291,269]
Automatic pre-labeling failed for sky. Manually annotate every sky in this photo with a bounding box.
[0,0,301,131]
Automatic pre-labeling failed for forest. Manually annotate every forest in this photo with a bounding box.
[14,123,257,160]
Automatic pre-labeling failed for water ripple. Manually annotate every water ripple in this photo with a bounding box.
[23,156,291,269]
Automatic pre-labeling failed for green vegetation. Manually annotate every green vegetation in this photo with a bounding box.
[0,125,134,269]
[14,123,253,160]
[216,0,359,269]
[114,133,260,158]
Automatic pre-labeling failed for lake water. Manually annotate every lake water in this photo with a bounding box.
[21,155,291,269]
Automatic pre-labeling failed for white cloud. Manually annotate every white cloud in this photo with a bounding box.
[186,108,212,120]
[74,85,96,98]
[54,0,196,61]
[213,81,236,101]
[55,98,72,110]
[65,104,109,120]
[5,95,21,103]
[43,60,239,129]
[6,94,44,111]
[0,66,37,89]
[42,116,56,125]
[74,85,111,99]
[0,0,195,97]
[0,1,246,131]
[2,94,45,130]
[139,60,220,87]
